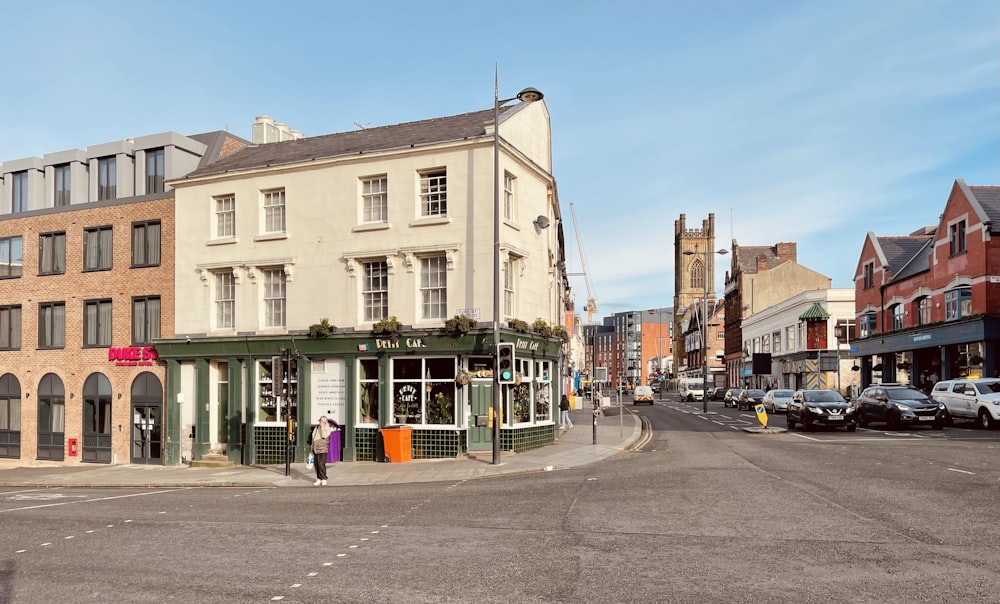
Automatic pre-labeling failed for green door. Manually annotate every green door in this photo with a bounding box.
[468,382,493,451]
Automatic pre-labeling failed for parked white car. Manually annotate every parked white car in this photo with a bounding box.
[930,378,1000,429]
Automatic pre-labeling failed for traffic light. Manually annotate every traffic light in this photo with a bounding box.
[497,343,515,384]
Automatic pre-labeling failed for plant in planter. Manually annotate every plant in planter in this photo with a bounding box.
[373,315,402,336]
[552,325,569,342]
[531,318,553,337]
[307,318,335,338]
[455,370,471,386]
[508,318,530,333]
[444,314,475,337]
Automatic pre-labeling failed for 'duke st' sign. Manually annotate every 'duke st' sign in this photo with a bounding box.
[108,346,158,366]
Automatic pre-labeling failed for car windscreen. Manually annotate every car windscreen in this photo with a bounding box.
[886,388,926,401]
[772,390,793,397]
[803,390,845,402]
[747,390,765,397]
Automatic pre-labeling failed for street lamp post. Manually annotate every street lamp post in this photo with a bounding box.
[493,77,544,465]
[683,245,728,413]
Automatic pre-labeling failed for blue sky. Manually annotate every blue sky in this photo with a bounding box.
[2,1,997,320]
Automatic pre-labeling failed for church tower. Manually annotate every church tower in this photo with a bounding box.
[672,213,717,376]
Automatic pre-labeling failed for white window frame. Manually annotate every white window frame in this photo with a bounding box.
[214,271,235,330]
[362,260,388,322]
[503,257,515,319]
[262,189,286,234]
[262,267,286,328]
[214,195,236,239]
[503,172,515,221]
[418,169,447,217]
[361,175,388,223]
[419,255,447,320]
[891,304,904,330]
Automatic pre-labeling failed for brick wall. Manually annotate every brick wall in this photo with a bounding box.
[0,197,174,466]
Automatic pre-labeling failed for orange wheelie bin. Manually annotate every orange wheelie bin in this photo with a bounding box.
[379,425,413,462]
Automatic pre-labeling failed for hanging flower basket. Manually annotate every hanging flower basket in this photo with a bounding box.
[455,370,471,386]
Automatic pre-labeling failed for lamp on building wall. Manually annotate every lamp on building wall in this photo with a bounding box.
[493,75,544,466]
[683,244,728,413]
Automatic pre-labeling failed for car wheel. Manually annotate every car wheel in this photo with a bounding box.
[887,412,900,431]
[857,412,868,428]
[932,420,944,430]
[943,409,953,426]
[979,409,996,430]
[847,422,857,432]
[786,415,795,430]
[802,417,812,432]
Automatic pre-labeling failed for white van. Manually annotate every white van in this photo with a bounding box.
[678,378,705,402]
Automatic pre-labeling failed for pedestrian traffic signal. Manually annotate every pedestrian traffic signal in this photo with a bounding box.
[497,343,515,384]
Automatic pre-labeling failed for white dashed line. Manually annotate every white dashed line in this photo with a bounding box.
[947,468,974,474]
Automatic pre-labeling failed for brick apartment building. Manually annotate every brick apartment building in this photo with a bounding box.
[852,179,1000,390]
[0,131,245,467]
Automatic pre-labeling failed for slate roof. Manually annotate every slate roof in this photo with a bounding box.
[878,235,933,283]
[970,185,1000,228]
[735,245,781,274]
[179,106,520,181]
[188,131,250,168]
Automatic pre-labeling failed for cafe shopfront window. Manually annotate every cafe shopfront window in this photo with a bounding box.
[391,357,456,426]
[507,358,553,425]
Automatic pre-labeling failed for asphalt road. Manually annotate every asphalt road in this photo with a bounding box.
[2,394,998,603]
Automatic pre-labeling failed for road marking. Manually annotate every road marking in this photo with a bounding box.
[0,488,192,513]
[947,468,974,474]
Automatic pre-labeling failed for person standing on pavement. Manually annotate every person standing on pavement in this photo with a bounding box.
[310,416,335,486]
[560,395,572,429]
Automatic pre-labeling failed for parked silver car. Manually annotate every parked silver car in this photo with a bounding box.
[763,389,794,413]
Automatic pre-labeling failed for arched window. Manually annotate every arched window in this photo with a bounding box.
[0,373,21,459]
[82,373,112,463]
[37,373,65,460]
[690,259,704,290]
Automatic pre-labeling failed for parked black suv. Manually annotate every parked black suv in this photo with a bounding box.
[787,389,857,432]
[856,384,945,430]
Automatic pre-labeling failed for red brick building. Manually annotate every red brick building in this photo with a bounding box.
[851,179,1000,389]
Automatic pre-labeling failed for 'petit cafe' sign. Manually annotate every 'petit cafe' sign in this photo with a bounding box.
[108,346,158,366]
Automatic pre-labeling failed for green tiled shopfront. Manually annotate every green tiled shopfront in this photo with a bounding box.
[154,329,565,466]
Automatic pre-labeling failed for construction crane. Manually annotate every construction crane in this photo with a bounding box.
[569,203,598,323]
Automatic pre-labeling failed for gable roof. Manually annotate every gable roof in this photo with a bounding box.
[876,235,934,282]
[178,105,524,181]
[966,183,1000,229]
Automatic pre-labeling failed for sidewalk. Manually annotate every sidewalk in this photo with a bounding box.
[0,407,641,489]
